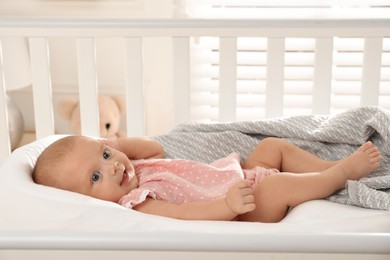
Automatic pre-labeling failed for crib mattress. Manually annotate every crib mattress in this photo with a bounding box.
[0,135,389,254]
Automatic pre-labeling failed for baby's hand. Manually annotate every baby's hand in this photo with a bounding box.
[100,138,120,150]
[225,180,256,215]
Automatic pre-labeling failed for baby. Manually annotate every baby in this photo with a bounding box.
[32,135,381,223]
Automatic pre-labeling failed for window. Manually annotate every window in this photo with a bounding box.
[175,1,390,121]
[176,0,390,19]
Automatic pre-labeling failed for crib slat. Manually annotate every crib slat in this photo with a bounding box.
[173,37,190,125]
[76,38,100,137]
[125,38,144,136]
[0,40,11,163]
[219,37,237,121]
[266,38,285,118]
[361,38,382,107]
[29,38,55,139]
[313,38,333,115]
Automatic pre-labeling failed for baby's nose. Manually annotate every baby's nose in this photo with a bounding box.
[105,161,119,176]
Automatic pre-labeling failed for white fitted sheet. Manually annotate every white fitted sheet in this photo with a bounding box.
[0,135,389,254]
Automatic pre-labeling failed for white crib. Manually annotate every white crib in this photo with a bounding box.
[1,18,390,162]
[0,17,390,259]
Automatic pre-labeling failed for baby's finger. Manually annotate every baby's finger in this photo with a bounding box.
[242,203,256,213]
[240,187,253,196]
[236,180,253,188]
[243,194,255,204]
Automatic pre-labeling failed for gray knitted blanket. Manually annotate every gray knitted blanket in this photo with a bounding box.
[154,106,390,210]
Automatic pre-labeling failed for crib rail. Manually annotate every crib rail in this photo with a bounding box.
[0,18,389,37]
[0,18,389,165]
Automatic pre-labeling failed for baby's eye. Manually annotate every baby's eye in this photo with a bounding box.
[91,171,101,183]
[103,149,110,160]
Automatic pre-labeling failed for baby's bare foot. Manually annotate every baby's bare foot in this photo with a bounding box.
[339,141,381,181]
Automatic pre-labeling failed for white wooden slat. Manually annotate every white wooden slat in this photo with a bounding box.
[0,39,11,164]
[265,38,285,118]
[361,37,382,106]
[29,37,55,139]
[125,38,145,136]
[313,37,333,115]
[76,38,99,137]
[173,37,190,125]
[219,37,237,122]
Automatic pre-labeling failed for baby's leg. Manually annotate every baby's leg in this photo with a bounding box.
[239,141,381,223]
[244,137,337,172]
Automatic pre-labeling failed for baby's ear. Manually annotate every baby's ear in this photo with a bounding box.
[110,96,125,114]
[58,99,79,120]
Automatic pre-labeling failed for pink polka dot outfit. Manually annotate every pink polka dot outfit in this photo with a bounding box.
[119,153,278,209]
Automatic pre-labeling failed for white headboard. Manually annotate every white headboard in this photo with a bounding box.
[0,18,389,165]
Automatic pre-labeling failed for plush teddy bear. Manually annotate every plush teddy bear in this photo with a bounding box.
[58,95,126,139]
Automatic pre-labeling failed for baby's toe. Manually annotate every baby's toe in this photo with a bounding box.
[359,141,374,152]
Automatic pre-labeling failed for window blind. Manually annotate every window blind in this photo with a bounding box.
[176,0,390,121]
[176,0,390,19]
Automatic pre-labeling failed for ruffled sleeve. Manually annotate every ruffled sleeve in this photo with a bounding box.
[118,188,158,209]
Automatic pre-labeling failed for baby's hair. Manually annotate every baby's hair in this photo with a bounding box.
[32,136,79,189]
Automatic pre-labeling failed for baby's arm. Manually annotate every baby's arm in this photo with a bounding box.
[102,137,164,160]
[134,180,255,221]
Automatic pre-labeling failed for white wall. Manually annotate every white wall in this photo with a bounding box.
[0,0,174,19]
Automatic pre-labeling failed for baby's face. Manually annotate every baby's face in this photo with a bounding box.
[60,137,138,202]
